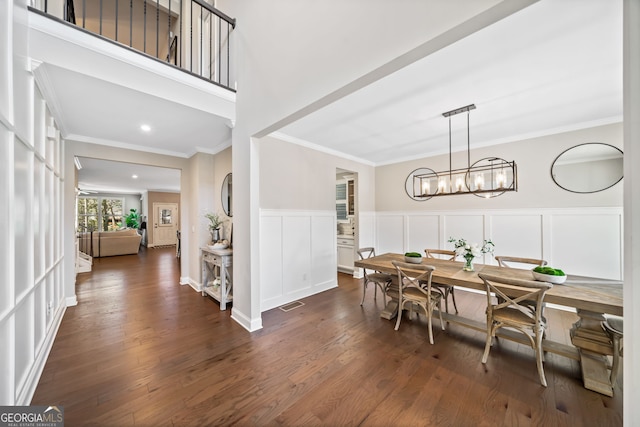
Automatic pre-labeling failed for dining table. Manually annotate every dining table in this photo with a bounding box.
[354,253,623,396]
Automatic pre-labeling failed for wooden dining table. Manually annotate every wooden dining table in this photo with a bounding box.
[354,253,623,396]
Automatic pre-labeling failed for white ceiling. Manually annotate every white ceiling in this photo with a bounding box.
[43,0,621,192]
[277,0,622,166]
[41,64,233,158]
[77,157,181,194]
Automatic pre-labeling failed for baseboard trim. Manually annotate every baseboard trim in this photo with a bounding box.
[261,279,337,312]
[231,308,262,332]
[20,304,67,405]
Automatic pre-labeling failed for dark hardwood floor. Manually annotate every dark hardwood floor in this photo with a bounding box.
[32,247,622,426]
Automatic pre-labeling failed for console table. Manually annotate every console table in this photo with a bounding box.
[201,246,233,310]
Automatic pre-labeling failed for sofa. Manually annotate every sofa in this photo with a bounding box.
[79,228,142,257]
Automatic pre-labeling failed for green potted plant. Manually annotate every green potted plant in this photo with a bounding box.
[124,208,140,229]
[532,266,567,284]
[205,213,224,243]
[404,251,423,264]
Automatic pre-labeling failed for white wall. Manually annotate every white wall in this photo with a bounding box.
[623,0,640,421]
[258,135,375,311]
[0,0,66,405]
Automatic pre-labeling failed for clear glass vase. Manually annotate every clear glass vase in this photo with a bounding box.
[463,255,475,272]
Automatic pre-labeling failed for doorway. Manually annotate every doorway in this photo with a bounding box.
[336,168,358,275]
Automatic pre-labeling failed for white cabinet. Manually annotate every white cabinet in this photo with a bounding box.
[337,236,354,273]
[336,177,355,221]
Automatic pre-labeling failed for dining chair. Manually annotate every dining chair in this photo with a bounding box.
[425,248,459,314]
[602,315,624,388]
[494,256,547,269]
[392,261,444,345]
[356,247,392,306]
[495,256,549,317]
[478,272,553,387]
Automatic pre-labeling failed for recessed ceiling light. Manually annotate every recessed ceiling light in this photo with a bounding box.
[140,124,151,132]
[132,174,138,179]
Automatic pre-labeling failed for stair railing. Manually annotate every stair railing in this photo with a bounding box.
[30,0,236,91]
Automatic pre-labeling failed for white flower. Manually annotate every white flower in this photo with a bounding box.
[448,236,495,259]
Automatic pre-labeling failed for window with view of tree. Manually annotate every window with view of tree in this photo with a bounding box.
[77,197,125,231]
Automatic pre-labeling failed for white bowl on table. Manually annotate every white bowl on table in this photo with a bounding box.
[404,256,423,264]
[532,271,567,284]
[208,242,229,250]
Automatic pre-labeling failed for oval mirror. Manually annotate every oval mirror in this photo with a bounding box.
[551,143,623,193]
[221,173,232,217]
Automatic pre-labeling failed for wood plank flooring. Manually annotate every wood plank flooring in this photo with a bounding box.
[32,247,623,426]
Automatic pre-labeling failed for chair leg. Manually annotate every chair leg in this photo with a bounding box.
[394,303,403,331]
[437,300,445,330]
[482,322,494,364]
[535,327,547,387]
[442,291,450,314]
[360,281,368,306]
[376,282,387,305]
[426,304,434,345]
[450,287,459,314]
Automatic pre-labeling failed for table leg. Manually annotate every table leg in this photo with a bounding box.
[570,309,614,396]
[380,283,399,320]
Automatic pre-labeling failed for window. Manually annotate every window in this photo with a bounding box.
[77,196,124,231]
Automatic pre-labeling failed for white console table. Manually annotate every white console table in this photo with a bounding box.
[201,246,233,310]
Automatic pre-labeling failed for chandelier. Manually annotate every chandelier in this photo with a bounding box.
[405,104,517,200]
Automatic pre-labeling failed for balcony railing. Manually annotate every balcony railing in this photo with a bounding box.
[31,0,236,91]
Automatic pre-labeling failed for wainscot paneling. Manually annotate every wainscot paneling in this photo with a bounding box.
[549,212,622,280]
[489,214,543,261]
[375,214,405,255]
[260,210,337,312]
[376,208,623,280]
[406,215,439,254]
[357,211,376,250]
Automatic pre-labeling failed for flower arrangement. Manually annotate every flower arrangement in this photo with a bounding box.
[205,213,225,243]
[205,213,223,231]
[448,237,495,271]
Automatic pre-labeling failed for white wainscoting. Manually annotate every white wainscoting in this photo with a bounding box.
[259,207,622,314]
[376,207,623,280]
[260,210,338,312]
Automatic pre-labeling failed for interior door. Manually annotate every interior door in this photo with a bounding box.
[153,202,178,246]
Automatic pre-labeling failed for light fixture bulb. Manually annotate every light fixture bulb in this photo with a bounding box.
[140,124,151,132]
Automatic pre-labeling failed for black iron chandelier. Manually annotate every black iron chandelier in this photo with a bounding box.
[405,104,518,200]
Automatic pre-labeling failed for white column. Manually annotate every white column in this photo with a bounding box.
[623,0,639,423]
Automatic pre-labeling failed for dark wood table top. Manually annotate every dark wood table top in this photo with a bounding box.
[355,253,623,316]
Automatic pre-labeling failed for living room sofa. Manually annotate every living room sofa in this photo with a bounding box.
[79,228,142,257]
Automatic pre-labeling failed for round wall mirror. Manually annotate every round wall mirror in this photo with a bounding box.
[221,173,232,216]
[551,143,623,193]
